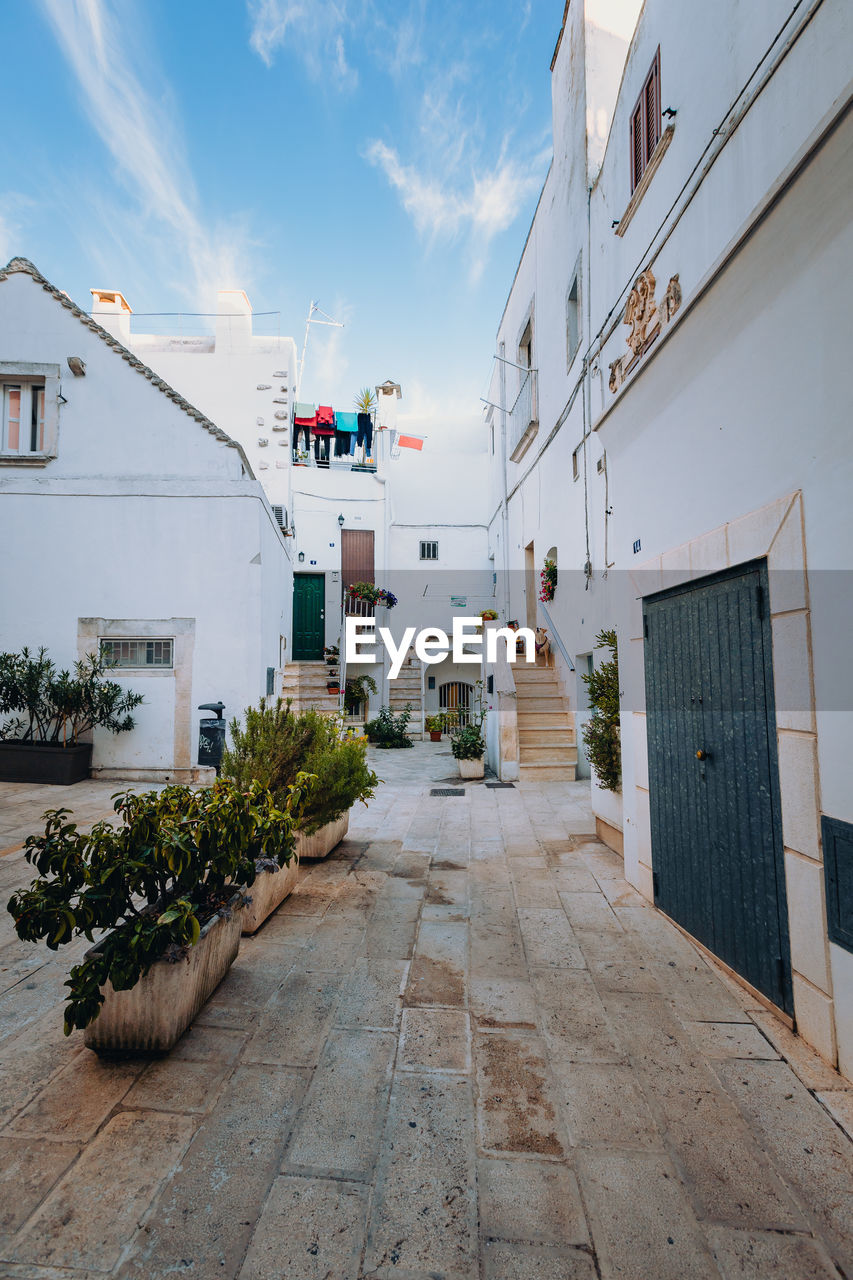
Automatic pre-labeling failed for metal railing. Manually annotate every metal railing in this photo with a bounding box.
[538,600,575,672]
[508,368,538,456]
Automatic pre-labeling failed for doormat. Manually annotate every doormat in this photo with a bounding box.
[430,788,466,797]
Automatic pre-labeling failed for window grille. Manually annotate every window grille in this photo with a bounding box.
[420,541,439,560]
[439,681,473,728]
[630,48,661,191]
[100,639,174,668]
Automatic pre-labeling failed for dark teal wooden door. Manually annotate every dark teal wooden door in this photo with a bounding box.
[643,561,793,1014]
[293,575,325,660]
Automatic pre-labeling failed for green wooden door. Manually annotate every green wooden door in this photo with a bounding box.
[643,560,793,1014]
[293,575,325,660]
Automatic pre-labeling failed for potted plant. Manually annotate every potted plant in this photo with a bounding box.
[479,609,499,622]
[425,714,445,742]
[539,557,557,603]
[7,778,306,1051]
[222,699,378,880]
[324,645,340,669]
[0,647,143,785]
[347,582,398,609]
[344,673,377,719]
[449,682,487,778]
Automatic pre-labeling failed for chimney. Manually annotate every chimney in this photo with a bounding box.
[90,288,132,345]
[215,289,252,352]
[375,380,402,431]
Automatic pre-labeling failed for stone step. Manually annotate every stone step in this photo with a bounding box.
[513,666,561,681]
[518,728,575,746]
[518,761,577,781]
[514,696,570,713]
[519,745,578,764]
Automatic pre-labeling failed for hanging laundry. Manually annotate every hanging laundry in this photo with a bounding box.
[334,411,358,456]
[356,413,373,452]
[293,402,316,455]
[315,405,336,436]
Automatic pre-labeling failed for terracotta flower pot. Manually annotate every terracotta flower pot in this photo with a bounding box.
[429,731,442,742]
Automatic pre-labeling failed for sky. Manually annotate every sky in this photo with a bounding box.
[0,0,560,447]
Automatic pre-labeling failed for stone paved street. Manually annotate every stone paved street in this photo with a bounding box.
[0,744,851,1279]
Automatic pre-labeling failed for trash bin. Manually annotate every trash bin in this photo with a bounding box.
[198,702,226,773]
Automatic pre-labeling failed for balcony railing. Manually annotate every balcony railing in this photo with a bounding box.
[345,593,375,618]
[292,451,376,473]
[508,368,538,460]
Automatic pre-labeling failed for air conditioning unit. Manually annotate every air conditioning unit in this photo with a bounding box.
[272,505,288,529]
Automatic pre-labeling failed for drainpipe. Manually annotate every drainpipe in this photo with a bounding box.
[499,341,511,619]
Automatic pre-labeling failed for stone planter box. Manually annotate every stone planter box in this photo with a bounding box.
[0,741,92,785]
[83,893,243,1056]
[241,856,300,934]
[457,757,485,779]
[296,811,350,860]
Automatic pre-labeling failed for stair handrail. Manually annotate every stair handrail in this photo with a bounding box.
[537,601,575,672]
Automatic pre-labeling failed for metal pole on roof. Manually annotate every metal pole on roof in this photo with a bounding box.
[296,301,344,400]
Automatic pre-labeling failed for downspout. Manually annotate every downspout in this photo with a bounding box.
[499,341,510,617]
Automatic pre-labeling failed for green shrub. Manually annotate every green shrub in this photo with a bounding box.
[450,724,485,760]
[7,778,307,1033]
[222,698,378,832]
[363,705,413,748]
[0,646,143,745]
[581,628,621,791]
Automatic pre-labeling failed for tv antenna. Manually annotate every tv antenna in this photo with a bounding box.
[297,301,344,399]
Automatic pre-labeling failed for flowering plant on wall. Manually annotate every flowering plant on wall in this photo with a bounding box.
[348,583,397,608]
[539,558,557,603]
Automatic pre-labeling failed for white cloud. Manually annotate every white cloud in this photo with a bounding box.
[247,0,357,87]
[37,0,250,304]
[365,137,546,281]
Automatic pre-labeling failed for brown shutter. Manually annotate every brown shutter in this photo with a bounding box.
[341,529,375,591]
[631,104,643,190]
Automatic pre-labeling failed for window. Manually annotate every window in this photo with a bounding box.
[566,265,581,367]
[2,383,45,455]
[630,48,661,192]
[420,540,439,560]
[572,445,581,481]
[518,319,533,372]
[101,638,174,668]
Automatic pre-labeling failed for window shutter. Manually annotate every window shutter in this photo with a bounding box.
[4,386,21,452]
[631,105,643,190]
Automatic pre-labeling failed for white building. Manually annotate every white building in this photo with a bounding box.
[0,257,291,780]
[486,0,853,1075]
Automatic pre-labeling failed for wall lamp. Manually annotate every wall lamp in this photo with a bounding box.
[337,513,345,528]
[298,551,305,563]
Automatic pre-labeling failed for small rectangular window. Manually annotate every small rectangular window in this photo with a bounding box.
[566,269,581,367]
[572,446,581,481]
[420,541,439,561]
[2,383,45,455]
[630,48,661,191]
[101,638,174,668]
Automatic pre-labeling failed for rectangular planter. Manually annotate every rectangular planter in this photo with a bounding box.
[0,741,92,785]
[295,811,350,860]
[83,894,243,1056]
[458,758,485,779]
[241,855,300,934]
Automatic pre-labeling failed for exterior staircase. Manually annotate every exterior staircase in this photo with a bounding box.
[281,661,340,716]
[388,651,423,738]
[513,661,578,781]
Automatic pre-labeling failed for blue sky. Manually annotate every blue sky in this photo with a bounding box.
[1,0,559,437]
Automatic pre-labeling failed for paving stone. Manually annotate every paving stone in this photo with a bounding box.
[169,1024,247,1063]
[237,1175,369,1279]
[120,1065,307,1280]
[601,992,722,1087]
[481,1241,597,1279]
[532,970,623,1065]
[654,959,755,1023]
[559,891,620,930]
[242,968,342,1066]
[405,921,468,1007]
[512,872,563,909]
[469,977,537,1029]
[558,1063,663,1150]
[518,908,586,969]
[0,1135,79,1238]
[475,1031,566,1157]
[283,1029,396,1178]
[749,1008,846,1090]
[301,919,367,969]
[11,1111,196,1272]
[399,1008,471,1073]
[334,958,408,1029]
[364,1072,477,1276]
[577,1151,721,1280]
[0,1012,86,1129]
[816,1089,853,1139]
[717,1059,853,1273]
[9,1051,143,1141]
[705,1226,842,1279]
[248,912,322,944]
[123,1057,232,1114]
[685,1021,780,1061]
[363,916,419,960]
[477,1157,589,1244]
